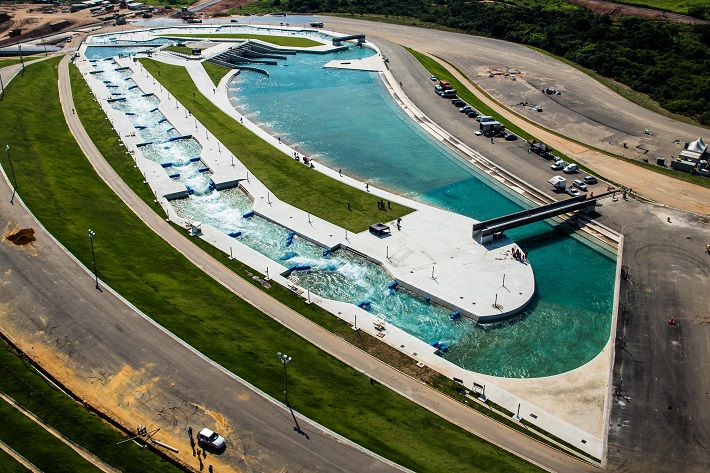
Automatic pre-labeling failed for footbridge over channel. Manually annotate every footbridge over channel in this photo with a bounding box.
[471,193,614,243]
[332,34,366,46]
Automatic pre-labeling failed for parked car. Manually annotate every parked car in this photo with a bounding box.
[573,179,588,191]
[452,99,465,107]
[583,175,598,184]
[563,164,579,174]
[467,111,479,118]
[430,75,437,81]
[565,187,581,197]
[459,105,473,113]
[551,161,567,170]
[552,156,563,164]
[503,131,517,141]
[197,428,226,450]
[434,85,443,93]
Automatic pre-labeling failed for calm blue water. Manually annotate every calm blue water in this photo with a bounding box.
[228,46,616,378]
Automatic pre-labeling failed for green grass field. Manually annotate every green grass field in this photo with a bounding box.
[202,61,230,86]
[0,57,543,473]
[140,58,412,232]
[0,447,29,473]
[166,33,322,47]
[0,398,101,473]
[164,45,194,55]
[0,59,25,69]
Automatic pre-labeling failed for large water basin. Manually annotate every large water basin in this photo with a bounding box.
[227,44,616,378]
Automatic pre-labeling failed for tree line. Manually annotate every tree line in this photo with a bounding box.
[260,0,710,125]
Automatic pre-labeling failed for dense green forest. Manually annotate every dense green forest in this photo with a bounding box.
[240,0,710,125]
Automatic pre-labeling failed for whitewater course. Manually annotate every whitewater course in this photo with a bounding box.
[77,23,620,459]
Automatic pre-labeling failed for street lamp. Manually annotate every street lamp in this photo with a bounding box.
[276,352,308,438]
[88,229,99,290]
[277,352,291,403]
[6,145,17,204]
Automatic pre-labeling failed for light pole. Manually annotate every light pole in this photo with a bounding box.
[88,229,99,290]
[6,145,17,204]
[277,352,308,438]
[277,352,291,404]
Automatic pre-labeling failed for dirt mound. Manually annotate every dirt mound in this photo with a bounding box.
[6,227,36,245]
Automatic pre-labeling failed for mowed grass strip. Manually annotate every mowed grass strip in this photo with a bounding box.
[140,58,412,232]
[0,446,31,473]
[1,58,542,473]
[166,33,322,47]
[0,398,101,473]
[164,45,194,55]
[202,61,230,87]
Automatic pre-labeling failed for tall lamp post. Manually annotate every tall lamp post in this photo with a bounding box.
[6,145,17,204]
[88,229,99,290]
[277,352,308,438]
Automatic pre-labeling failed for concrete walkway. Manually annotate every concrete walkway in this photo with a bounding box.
[57,47,600,471]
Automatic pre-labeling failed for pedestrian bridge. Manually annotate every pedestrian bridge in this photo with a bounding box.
[471,194,607,243]
[332,34,366,46]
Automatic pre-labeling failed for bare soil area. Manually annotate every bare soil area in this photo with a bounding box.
[572,0,710,24]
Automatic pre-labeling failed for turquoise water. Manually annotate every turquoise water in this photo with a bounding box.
[228,46,617,377]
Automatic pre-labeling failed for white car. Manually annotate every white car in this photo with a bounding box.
[551,161,567,170]
[197,428,226,449]
[563,164,579,174]
[573,179,588,191]
[565,187,581,197]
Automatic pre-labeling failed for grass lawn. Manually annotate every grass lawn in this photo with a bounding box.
[0,446,31,473]
[202,61,230,87]
[0,58,25,69]
[140,58,413,232]
[165,33,322,47]
[0,57,544,473]
[164,45,194,55]
[0,398,101,473]
[0,342,180,472]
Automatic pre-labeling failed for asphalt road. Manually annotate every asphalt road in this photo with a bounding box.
[605,201,710,473]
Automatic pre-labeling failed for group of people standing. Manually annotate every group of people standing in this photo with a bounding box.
[377,199,392,211]
[512,247,528,263]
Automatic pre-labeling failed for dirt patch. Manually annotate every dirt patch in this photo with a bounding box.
[572,0,710,24]
[5,227,36,246]
[198,0,252,16]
